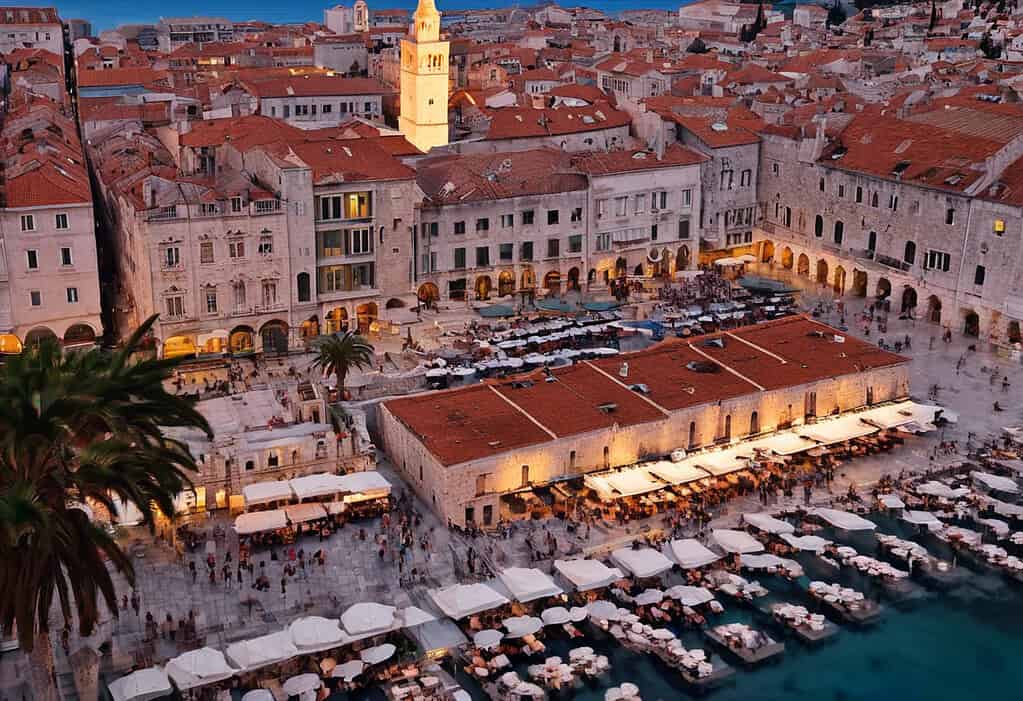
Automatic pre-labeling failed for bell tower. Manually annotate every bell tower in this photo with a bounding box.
[399,0,449,153]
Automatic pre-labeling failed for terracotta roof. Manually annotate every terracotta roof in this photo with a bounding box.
[484,101,630,141]
[674,114,761,147]
[77,67,168,88]
[548,83,604,103]
[180,114,299,147]
[570,144,708,175]
[241,74,391,98]
[0,7,59,24]
[417,148,587,204]
[725,63,792,86]
[267,138,415,184]
[4,161,91,207]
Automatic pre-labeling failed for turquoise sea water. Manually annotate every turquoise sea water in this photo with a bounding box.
[448,514,1023,701]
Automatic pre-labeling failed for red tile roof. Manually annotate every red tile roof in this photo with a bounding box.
[241,74,392,98]
[569,144,708,175]
[267,138,416,184]
[674,114,761,148]
[77,67,169,88]
[0,7,59,24]
[484,101,630,141]
[417,148,587,204]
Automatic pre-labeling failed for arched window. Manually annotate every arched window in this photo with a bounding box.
[903,241,916,265]
[688,421,696,449]
[833,220,844,244]
[297,272,310,302]
[603,446,610,469]
[814,215,823,238]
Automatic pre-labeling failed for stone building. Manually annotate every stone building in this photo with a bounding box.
[0,6,63,56]
[156,17,234,53]
[379,316,909,526]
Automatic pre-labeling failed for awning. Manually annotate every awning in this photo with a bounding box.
[225,631,299,672]
[644,460,709,485]
[740,553,803,577]
[779,533,831,552]
[664,585,714,606]
[902,510,943,528]
[165,648,237,690]
[197,329,229,348]
[711,529,764,554]
[666,539,721,569]
[0,334,22,355]
[289,616,346,653]
[972,471,1019,494]
[289,473,345,501]
[341,602,397,637]
[859,400,947,429]
[284,503,328,524]
[241,481,293,506]
[337,471,392,497]
[584,469,666,499]
[691,447,750,476]
[553,559,625,591]
[739,431,819,456]
[799,414,879,445]
[610,547,674,579]
[234,509,287,535]
[810,507,877,531]
[916,481,970,499]
[429,583,510,619]
[162,336,197,359]
[742,513,795,535]
[497,567,564,602]
[878,494,906,509]
[108,668,172,701]
[713,256,747,267]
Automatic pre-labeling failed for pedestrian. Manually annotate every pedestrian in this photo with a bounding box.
[167,613,177,642]
[189,560,197,584]
[121,594,128,611]
[130,591,140,617]
[1004,376,1011,392]
[222,564,232,588]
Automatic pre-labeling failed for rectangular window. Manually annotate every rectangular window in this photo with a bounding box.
[475,217,489,232]
[720,171,733,190]
[838,184,845,198]
[678,219,690,239]
[521,210,534,225]
[229,240,245,258]
[500,214,514,227]
[946,208,955,225]
[546,238,559,258]
[205,289,218,313]
[20,214,34,232]
[818,177,825,192]
[26,249,38,269]
[200,241,214,264]
[454,247,466,269]
[925,250,952,272]
[60,247,72,266]
[614,197,627,216]
[657,191,667,209]
[55,213,68,230]
[349,227,372,254]
[855,186,863,203]
[30,290,41,306]
[258,236,273,255]
[343,192,371,219]
[261,280,277,307]
[164,246,180,268]
[634,194,646,214]
[165,296,184,317]
[499,243,513,261]
[975,265,986,286]
[651,224,658,241]
[233,281,246,308]
[231,196,242,213]
[547,209,559,225]
[596,199,607,219]
[323,104,332,113]
[681,189,692,208]
[520,241,534,261]
[453,221,466,234]
[568,234,582,253]
[889,194,899,211]
[740,169,751,187]
[772,162,779,175]
[595,232,611,251]
[571,207,583,222]
[475,246,490,266]
[994,219,1006,236]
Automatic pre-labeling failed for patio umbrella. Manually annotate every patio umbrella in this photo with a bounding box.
[331,660,366,682]
[541,607,571,625]
[568,607,588,622]
[360,643,397,665]
[340,602,396,636]
[282,673,321,697]
[634,589,664,606]
[241,692,273,701]
[108,668,172,701]
[473,629,504,650]
[503,615,543,638]
[586,600,619,621]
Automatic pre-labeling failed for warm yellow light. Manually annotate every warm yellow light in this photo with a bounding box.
[995,219,1006,233]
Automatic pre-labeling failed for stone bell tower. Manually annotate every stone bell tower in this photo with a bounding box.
[398,0,449,153]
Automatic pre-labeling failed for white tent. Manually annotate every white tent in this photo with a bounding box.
[666,539,721,569]
[225,631,298,671]
[241,481,293,506]
[644,460,709,485]
[972,472,1019,494]
[541,607,571,625]
[282,673,321,697]
[288,616,345,652]
[740,553,803,577]
[692,448,750,476]
[233,510,287,535]
[740,431,819,456]
[341,602,397,637]
[360,643,397,665]
[779,533,831,553]
[398,606,436,628]
[165,648,237,690]
[429,583,509,619]
[473,629,504,649]
[504,615,543,637]
[742,513,795,535]
[711,529,765,554]
[610,547,674,579]
[979,518,1011,537]
[810,508,877,531]
[284,502,327,524]
[241,691,274,701]
[917,481,970,499]
[633,588,664,606]
[902,510,943,528]
[878,494,906,509]
[988,499,1023,518]
[664,585,714,607]
[553,559,625,591]
[860,401,946,429]
[289,473,345,501]
[337,471,392,498]
[332,660,366,682]
[585,600,620,621]
[584,469,666,498]
[108,668,172,701]
[498,567,564,602]
[800,414,878,445]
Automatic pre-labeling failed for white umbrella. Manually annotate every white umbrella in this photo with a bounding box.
[282,673,321,697]
[289,616,345,651]
[241,692,274,701]
[621,682,640,696]
[651,628,675,640]
[108,668,171,701]
[341,602,396,636]
[398,606,436,628]
[634,589,664,606]
[331,660,366,681]
[504,615,544,638]
[605,687,623,701]
[360,643,397,665]
[473,629,504,650]
[165,648,236,690]
[569,606,588,622]
[541,607,571,625]
[586,600,619,621]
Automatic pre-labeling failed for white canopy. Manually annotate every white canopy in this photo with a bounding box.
[740,553,803,577]
[584,469,666,498]
[498,567,564,602]
[398,606,436,628]
[988,499,1023,518]
[644,460,709,485]
[779,533,831,552]
[289,473,345,501]
[666,539,721,569]
[553,559,625,591]
[284,502,327,524]
[634,588,664,606]
[165,648,237,690]
[225,631,298,671]
[743,513,795,535]
[917,481,970,499]
[610,547,674,579]
[800,415,878,445]
[282,673,321,697]
[241,480,292,506]
[241,691,274,701]
[972,471,1019,494]
[741,431,820,456]
[504,615,544,637]
[332,660,366,682]
[288,616,345,652]
[692,447,750,476]
[979,518,1011,537]
[360,643,397,665]
[665,585,714,606]
[902,510,943,528]
[541,607,571,625]
[585,600,620,621]
[429,583,509,619]
[233,509,287,535]
[878,494,906,509]
[810,508,877,531]
[711,529,765,554]
[108,668,172,701]
[337,471,392,497]
[473,629,504,649]
[860,400,946,429]
[341,602,397,637]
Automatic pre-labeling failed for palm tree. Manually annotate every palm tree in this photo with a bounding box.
[0,316,211,700]
[311,330,375,395]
